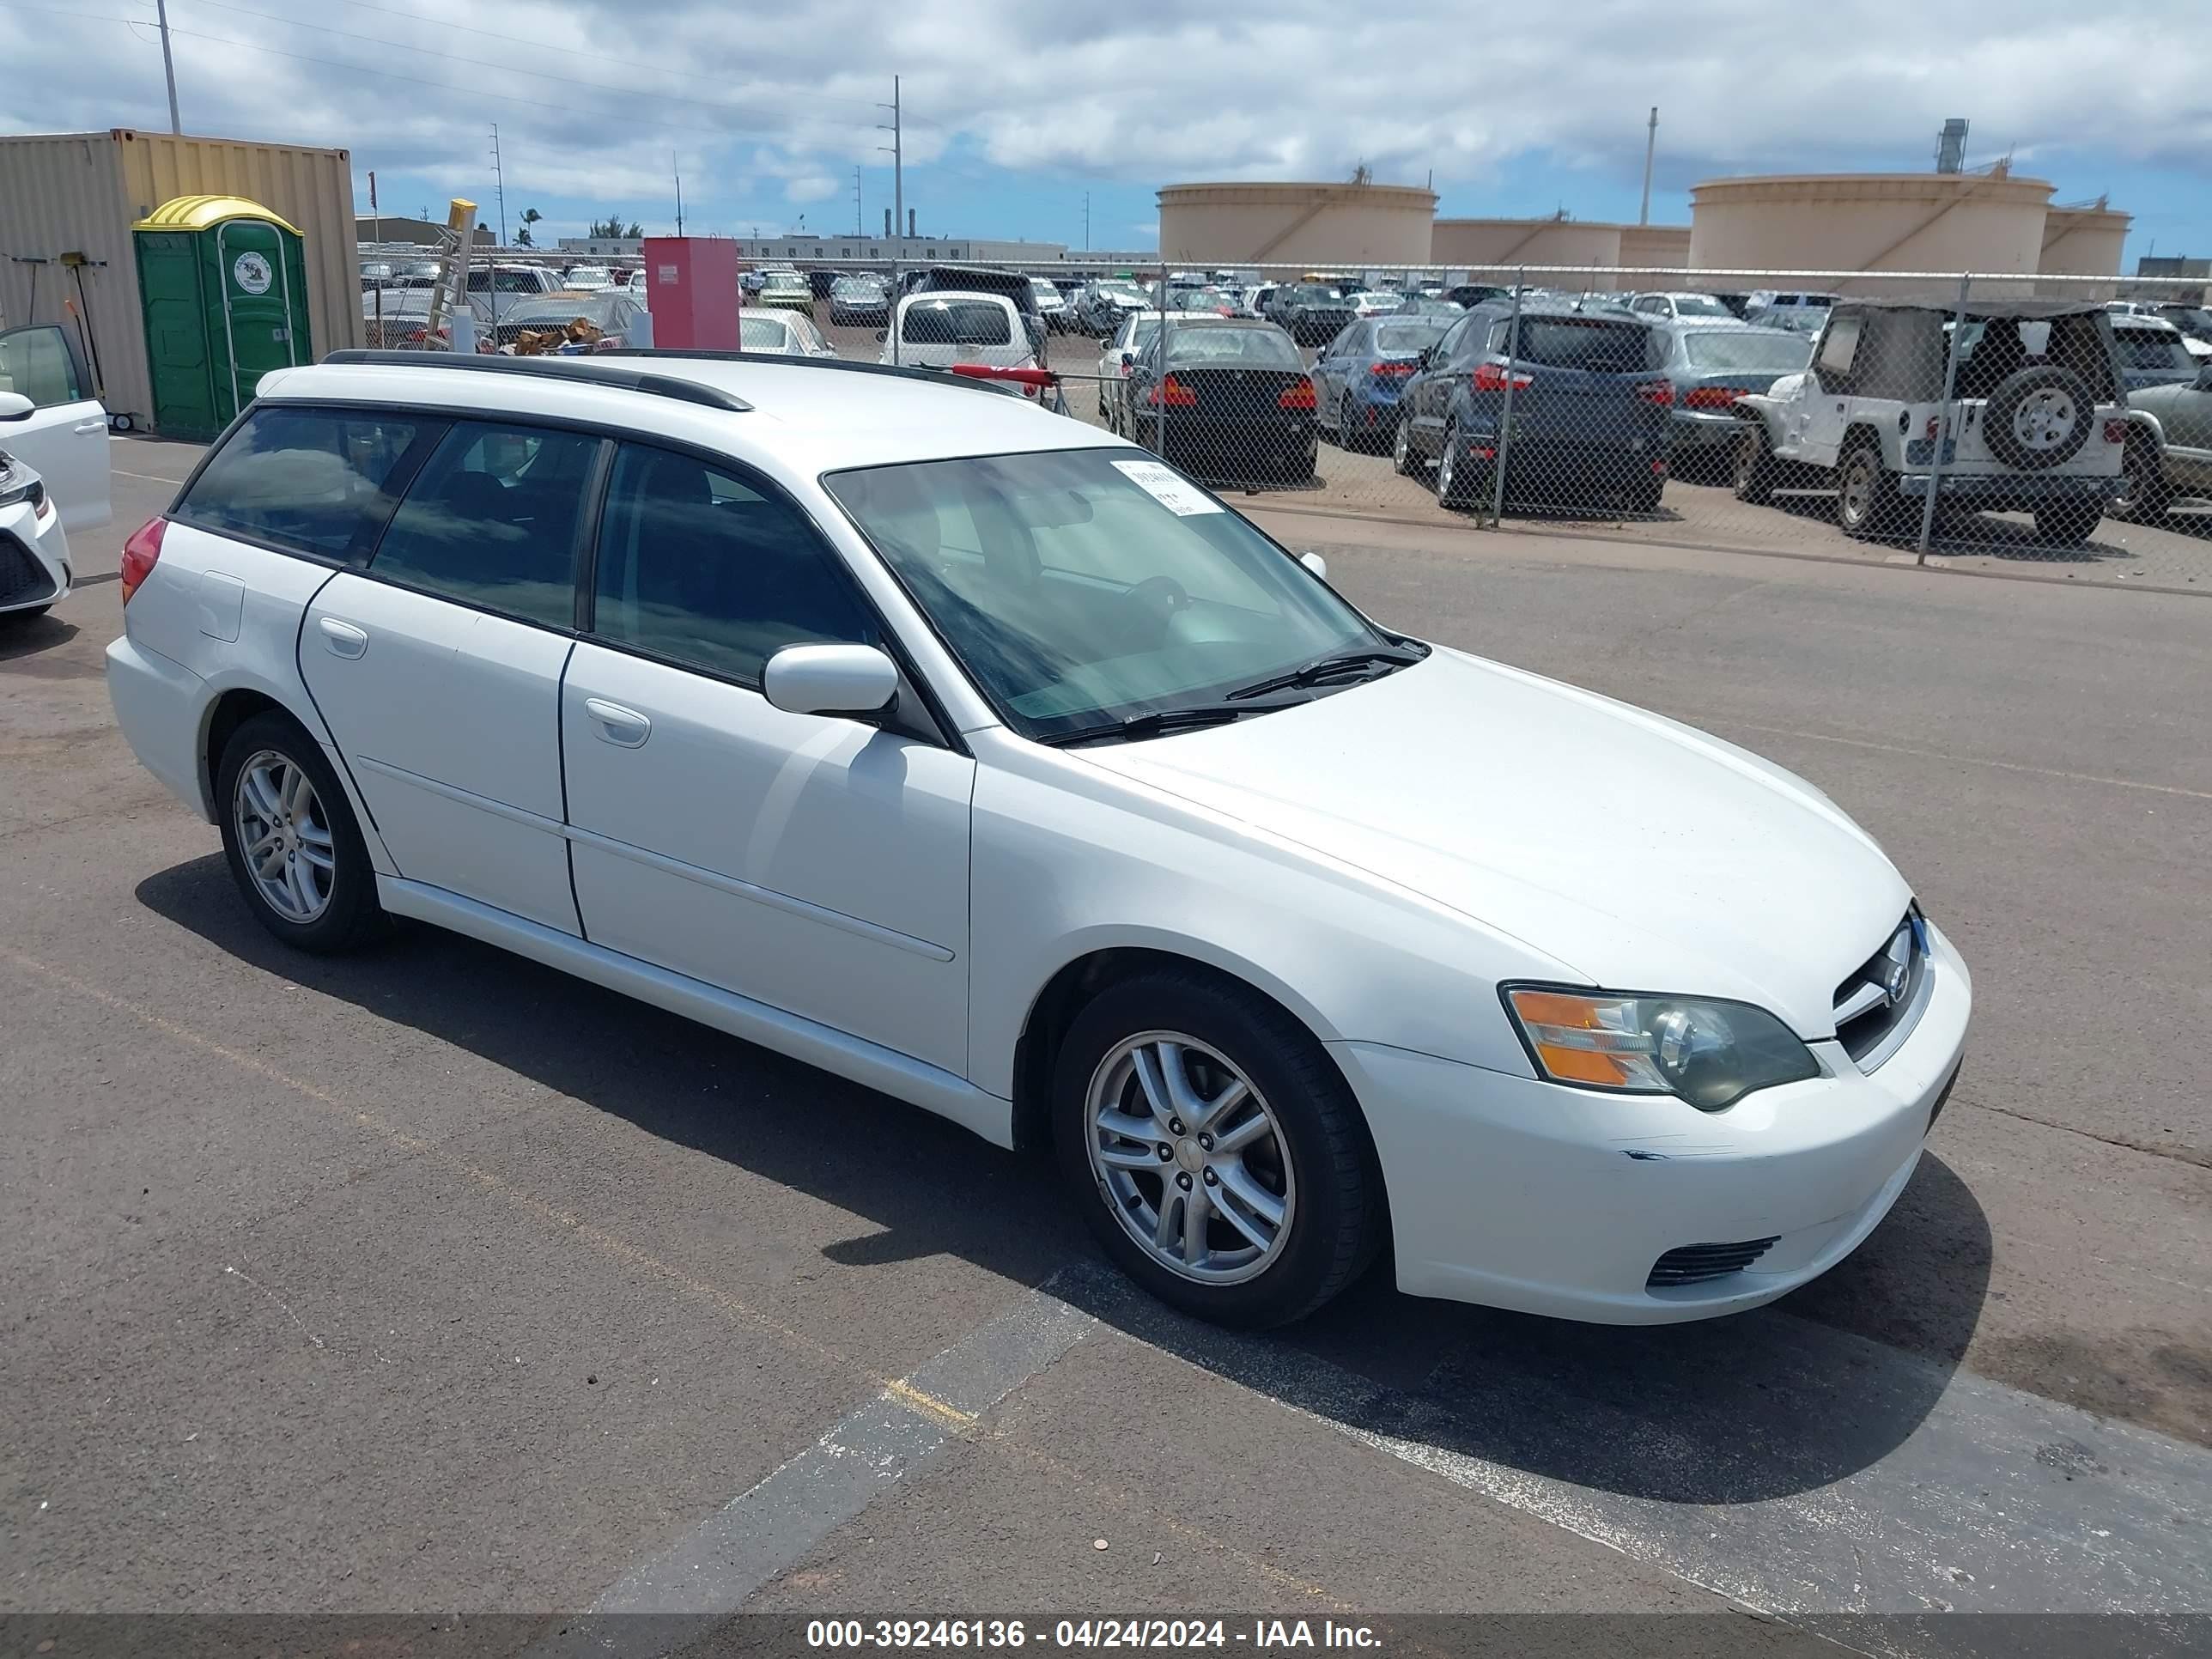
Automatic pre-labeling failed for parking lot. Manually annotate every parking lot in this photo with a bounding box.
[810,311,2212,596]
[5,434,2211,1650]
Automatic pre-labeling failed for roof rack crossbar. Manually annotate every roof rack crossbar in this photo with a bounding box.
[319,349,753,412]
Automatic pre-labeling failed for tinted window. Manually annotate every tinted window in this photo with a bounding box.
[370,422,598,626]
[592,444,877,684]
[179,405,426,559]
[902,300,1012,345]
[0,325,84,406]
[1373,321,1447,355]
[740,314,791,349]
[1682,330,1814,371]
[2112,330,2193,371]
[1497,318,1658,371]
[504,295,625,328]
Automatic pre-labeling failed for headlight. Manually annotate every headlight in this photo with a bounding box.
[1502,986,1818,1111]
[0,458,44,512]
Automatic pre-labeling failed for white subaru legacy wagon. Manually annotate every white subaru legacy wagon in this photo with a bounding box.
[106,350,1969,1328]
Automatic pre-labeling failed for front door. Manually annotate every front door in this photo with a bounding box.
[0,325,111,531]
[301,418,603,934]
[560,442,973,1073]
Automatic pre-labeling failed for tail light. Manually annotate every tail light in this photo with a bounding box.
[1146,375,1199,408]
[1472,361,1534,392]
[1650,459,1669,475]
[404,327,428,343]
[1925,416,1941,441]
[2105,418,2128,443]
[1371,360,1419,379]
[1279,380,1317,410]
[1681,386,1738,410]
[1636,380,1676,408]
[120,516,167,605]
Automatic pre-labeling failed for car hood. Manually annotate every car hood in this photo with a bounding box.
[1076,648,1907,1037]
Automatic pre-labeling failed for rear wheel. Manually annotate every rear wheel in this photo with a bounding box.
[2112,431,2172,522]
[1733,420,1776,504]
[1436,421,1476,507]
[217,710,386,952]
[2034,499,2103,547]
[1336,390,1356,448]
[1837,439,1903,538]
[1053,970,1383,1328]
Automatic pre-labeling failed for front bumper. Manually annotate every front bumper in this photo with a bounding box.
[1334,920,1972,1324]
[1668,409,1745,450]
[1,495,71,613]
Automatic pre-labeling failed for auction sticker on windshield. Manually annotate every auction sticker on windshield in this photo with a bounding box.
[1111,458,1224,515]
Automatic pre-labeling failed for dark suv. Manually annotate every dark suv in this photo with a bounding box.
[1267,283,1358,345]
[1392,304,1672,512]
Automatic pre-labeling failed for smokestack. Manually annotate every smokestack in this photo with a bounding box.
[908,207,916,237]
[884,207,892,237]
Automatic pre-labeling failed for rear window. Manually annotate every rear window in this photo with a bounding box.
[1682,331,1814,371]
[178,406,427,560]
[2112,329,2193,371]
[1163,326,1304,368]
[1374,321,1448,355]
[902,300,1012,345]
[1499,318,1659,372]
[1669,295,1733,318]
[739,314,790,349]
[503,296,622,327]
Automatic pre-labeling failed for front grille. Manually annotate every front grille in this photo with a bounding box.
[1648,1237,1779,1288]
[0,532,58,609]
[1832,910,1932,1070]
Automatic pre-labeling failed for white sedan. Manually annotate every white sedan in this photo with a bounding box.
[2,320,113,617]
[104,349,1968,1328]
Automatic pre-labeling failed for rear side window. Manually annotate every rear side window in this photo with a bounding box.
[1815,314,1863,380]
[368,421,599,627]
[590,443,878,684]
[179,405,427,559]
[902,301,1012,345]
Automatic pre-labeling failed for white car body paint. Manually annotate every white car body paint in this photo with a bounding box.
[106,352,1971,1324]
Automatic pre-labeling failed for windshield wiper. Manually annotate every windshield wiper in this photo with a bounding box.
[1224,647,1426,702]
[1039,703,1269,748]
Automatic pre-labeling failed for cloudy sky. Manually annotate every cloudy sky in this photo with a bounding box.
[4,0,2209,260]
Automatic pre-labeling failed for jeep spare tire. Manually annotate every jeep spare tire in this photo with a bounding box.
[1982,364,2095,471]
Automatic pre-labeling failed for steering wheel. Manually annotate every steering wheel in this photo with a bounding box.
[1126,574,1190,619]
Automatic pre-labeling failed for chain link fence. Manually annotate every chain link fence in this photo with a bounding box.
[343,247,2212,590]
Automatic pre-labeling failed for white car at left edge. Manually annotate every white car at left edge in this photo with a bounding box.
[1,322,113,619]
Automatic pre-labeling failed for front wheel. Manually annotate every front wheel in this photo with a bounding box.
[1837,439,1902,538]
[1053,971,1383,1328]
[217,710,386,952]
[1733,420,1776,504]
[2111,433,2172,523]
[1392,416,1423,477]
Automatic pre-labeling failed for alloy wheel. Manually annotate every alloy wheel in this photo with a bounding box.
[1085,1030,1296,1285]
[233,749,336,923]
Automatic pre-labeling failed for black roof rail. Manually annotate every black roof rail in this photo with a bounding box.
[319,349,753,412]
[593,349,1028,394]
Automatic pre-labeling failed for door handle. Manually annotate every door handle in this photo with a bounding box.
[317,617,368,659]
[74,420,108,434]
[583,697,651,747]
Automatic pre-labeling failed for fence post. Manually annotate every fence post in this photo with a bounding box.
[1917,273,1971,563]
[1155,255,1170,455]
[1488,270,1525,529]
[890,252,902,367]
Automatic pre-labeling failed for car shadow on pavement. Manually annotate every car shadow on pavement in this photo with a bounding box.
[1763,490,2139,565]
[0,612,80,661]
[137,852,1990,1509]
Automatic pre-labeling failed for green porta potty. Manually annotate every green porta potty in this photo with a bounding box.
[133,196,312,441]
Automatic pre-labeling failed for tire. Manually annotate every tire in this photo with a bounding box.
[1335,390,1354,448]
[1732,420,1776,504]
[1052,969,1383,1328]
[1626,472,1665,514]
[1983,365,2096,471]
[216,709,386,953]
[2034,500,2103,547]
[1436,421,1475,507]
[2111,430,2173,523]
[1392,416,1423,477]
[1837,438,1903,538]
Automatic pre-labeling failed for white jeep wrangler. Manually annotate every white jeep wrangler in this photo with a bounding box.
[1730,298,2127,546]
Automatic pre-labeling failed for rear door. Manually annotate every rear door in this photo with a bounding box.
[301,417,604,934]
[0,324,111,530]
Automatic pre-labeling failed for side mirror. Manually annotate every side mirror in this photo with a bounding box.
[0,392,33,421]
[1298,551,1328,580]
[763,642,899,721]
[1119,351,1133,368]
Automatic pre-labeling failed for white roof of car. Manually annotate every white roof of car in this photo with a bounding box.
[256,356,1121,479]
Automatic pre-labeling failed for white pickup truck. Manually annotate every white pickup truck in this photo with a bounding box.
[1729,298,2127,546]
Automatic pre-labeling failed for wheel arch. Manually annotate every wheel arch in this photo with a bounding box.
[198,674,394,876]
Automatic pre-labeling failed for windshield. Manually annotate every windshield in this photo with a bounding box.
[1682,330,1814,371]
[1373,321,1449,356]
[1668,295,1732,317]
[832,277,882,297]
[2112,330,2194,371]
[824,448,1387,741]
[902,300,1013,345]
[504,296,623,326]
[739,313,792,349]
[1097,283,1151,306]
[1159,326,1305,368]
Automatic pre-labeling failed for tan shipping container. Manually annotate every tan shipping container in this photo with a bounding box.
[0,129,362,430]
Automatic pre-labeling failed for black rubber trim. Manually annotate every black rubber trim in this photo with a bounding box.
[321,349,754,412]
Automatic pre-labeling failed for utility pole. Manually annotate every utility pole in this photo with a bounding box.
[489,125,507,246]
[854,167,864,236]
[155,0,181,133]
[878,76,902,253]
[674,153,684,236]
[1638,106,1658,226]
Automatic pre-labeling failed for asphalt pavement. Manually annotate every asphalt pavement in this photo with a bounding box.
[3,433,2208,1656]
